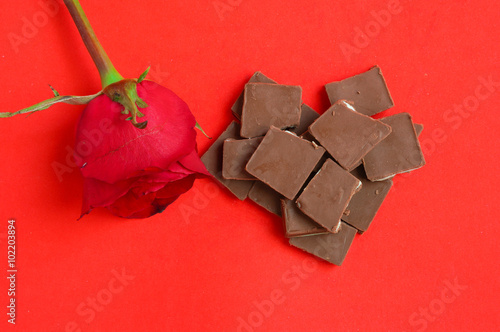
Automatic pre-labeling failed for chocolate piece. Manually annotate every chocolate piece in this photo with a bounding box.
[281,199,328,237]
[363,113,426,181]
[241,83,302,138]
[414,123,424,136]
[311,153,330,173]
[289,222,357,266]
[201,121,254,200]
[291,104,320,135]
[342,166,393,233]
[296,159,361,233]
[350,160,363,171]
[231,71,277,120]
[309,101,392,170]
[222,137,263,180]
[246,127,325,200]
[325,66,394,116]
[248,181,283,216]
[349,122,424,170]
[401,123,424,175]
[300,131,316,142]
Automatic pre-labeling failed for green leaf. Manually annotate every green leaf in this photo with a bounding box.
[195,122,211,139]
[49,84,60,97]
[137,66,150,83]
[0,91,103,118]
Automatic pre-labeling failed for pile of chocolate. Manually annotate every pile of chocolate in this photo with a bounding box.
[202,66,425,266]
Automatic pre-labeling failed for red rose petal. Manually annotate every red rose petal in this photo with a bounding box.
[178,149,211,176]
[130,170,191,197]
[105,174,197,218]
[155,174,196,199]
[107,191,157,218]
[124,195,180,219]
[80,177,136,217]
[76,81,197,184]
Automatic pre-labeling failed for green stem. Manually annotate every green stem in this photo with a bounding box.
[63,0,123,88]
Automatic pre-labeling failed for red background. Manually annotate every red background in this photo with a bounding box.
[0,0,499,331]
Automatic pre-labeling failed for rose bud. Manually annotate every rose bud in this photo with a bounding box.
[76,79,209,218]
[0,0,210,219]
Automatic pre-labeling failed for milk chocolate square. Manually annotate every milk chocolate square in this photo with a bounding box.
[281,199,328,237]
[289,222,357,266]
[325,66,394,116]
[296,159,361,233]
[291,104,320,136]
[231,71,277,120]
[363,113,426,181]
[248,181,283,216]
[246,127,325,200]
[309,101,392,170]
[349,123,423,170]
[222,137,263,180]
[342,166,393,233]
[414,123,424,136]
[241,84,302,138]
[201,121,254,200]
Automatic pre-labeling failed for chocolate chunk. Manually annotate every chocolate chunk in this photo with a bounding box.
[414,123,424,136]
[349,122,424,170]
[281,199,328,237]
[248,181,283,216]
[222,137,263,180]
[246,127,325,200]
[325,66,394,116]
[300,131,316,142]
[342,166,393,233]
[401,123,424,175]
[201,121,254,200]
[363,113,426,181]
[296,159,361,233]
[289,222,357,266]
[349,160,362,171]
[291,104,320,135]
[231,71,277,120]
[309,101,392,170]
[241,83,302,138]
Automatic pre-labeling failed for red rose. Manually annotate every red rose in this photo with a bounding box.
[75,80,209,219]
[1,1,211,218]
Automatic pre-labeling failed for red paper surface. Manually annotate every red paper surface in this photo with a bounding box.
[0,0,499,331]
